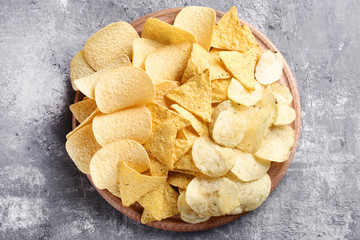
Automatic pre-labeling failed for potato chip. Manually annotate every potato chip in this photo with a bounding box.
[132,38,165,70]
[174,6,216,51]
[227,78,263,106]
[258,86,278,125]
[142,18,196,45]
[141,209,157,224]
[171,104,208,136]
[274,104,296,125]
[271,83,293,105]
[174,150,200,174]
[75,54,131,99]
[166,70,212,122]
[65,124,101,174]
[211,6,257,52]
[186,176,241,216]
[168,171,194,189]
[254,125,295,162]
[92,106,152,146]
[211,78,231,103]
[154,81,180,107]
[192,136,235,177]
[70,50,95,90]
[145,43,192,84]
[90,140,150,197]
[95,66,155,113]
[178,191,210,224]
[149,155,168,177]
[255,50,283,85]
[84,22,139,71]
[70,98,97,123]
[66,108,100,140]
[230,149,270,182]
[118,161,166,207]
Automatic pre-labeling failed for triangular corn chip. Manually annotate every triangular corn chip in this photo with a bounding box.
[171,104,208,136]
[70,98,97,123]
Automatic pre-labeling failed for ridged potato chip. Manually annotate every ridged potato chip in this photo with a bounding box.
[254,125,295,162]
[275,104,296,125]
[154,81,180,107]
[70,50,95,90]
[167,171,194,189]
[95,66,155,113]
[118,161,166,207]
[90,140,150,197]
[230,149,270,182]
[174,6,216,51]
[186,176,241,216]
[211,6,257,51]
[178,191,210,224]
[145,43,192,84]
[171,104,208,136]
[227,78,263,106]
[271,83,293,105]
[70,98,97,123]
[142,18,196,45]
[92,106,152,146]
[65,124,101,174]
[84,22,139,71]
[255,50,283,85]
[211,78,231,103]
[192,136,235,177]
[132,38,165,70]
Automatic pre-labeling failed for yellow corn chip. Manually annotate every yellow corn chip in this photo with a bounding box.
[173,128,198,163]
[174,6,216,51]
[142,18,196,45]
[171,104,208,136]
[168,171,194,189]
[149,155,168,177]
[145,43,192,84]
[166,70,212,122]
[70,50,95,91]
[70,98,97,123]
[141,209,157,224]
[84,22,139,71]
[154,81,180,107]
[118,161,166,207]
[211,6,257,51]
[211,78,231,103]
[162,183,180,219]
[66,108,100,139]
[132,38,165,70]
[174,150,200,173]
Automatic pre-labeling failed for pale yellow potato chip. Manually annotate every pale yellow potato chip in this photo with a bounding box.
[167,171,194,189]
[171,104,208,136]
[258,86,278,125]
[227,78,263,106]
[186,176,241,216]
[75,54,131,99]
[66,108,100,140]
[142,18,196,45]
[270,83,293,105]
[65,124,101,174]
[182,44,230,83]
[274,104,296,125]
[154,81,180,107]
[166,70,212,122]
[70,98,97,123]
[145,43,192,84]
[192,136,235,177]
[92,106,152,146]
[211,78,231,103]
[174,6,216,51]
[84,22,139,71]
[118,161,166,207]
[254,125,295,162]
[174,150,200,174]
[95,66,155,113]
[89,140,150,197]
[132,38,165,70]
[149,155,168,177]
[230,149,270,182]
[178,191,210,224]
[255,50,283,85]
[141,209,157,224]
[70,50,95,90]
[211,6,257,51]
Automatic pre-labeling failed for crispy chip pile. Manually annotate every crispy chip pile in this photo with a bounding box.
[66,6,296,226]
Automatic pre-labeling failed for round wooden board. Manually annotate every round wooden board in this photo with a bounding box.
[72,7,301,232]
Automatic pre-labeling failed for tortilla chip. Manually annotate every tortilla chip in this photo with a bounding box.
[141,209,157,224]
[174,150,200,174]
[70,50,95,90]
[70,98,97,123]
[66,108,100,139]
[132,38,165,70]
[149,155,168,177]
[168,171,194,189]
[211,78,231,103]
[171,104,208,136]
[154,81,180,107]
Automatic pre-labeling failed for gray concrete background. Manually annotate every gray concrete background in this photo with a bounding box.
[0,0,359,239]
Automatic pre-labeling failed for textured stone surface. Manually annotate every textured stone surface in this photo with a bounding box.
[0,0,359,239]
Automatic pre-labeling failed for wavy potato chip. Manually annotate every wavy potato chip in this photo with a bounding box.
[145,43,192,84]
[167,171,194,189]
[92,106,152,146]
[65,124,101,174]
[90,140,149,197]
[70,98,97,123]
[192,136,235,177]
[254,125,295,162]
[118,161,166,207]
[154,81,180,107]
[230,149,270,182]
[178,191,210,224]
[211,6,257,51]
[274,104,296,125]
[84,22,139,71]
[95,66,155,113]
[171,104,208,136]
[271,83,293,105]
[149,155,168,177]
[142,18,196,45]
[186,176,241,216]
[255,50,283,85]
[70,50,95,90]
[211,78,231,103]
[132,38,165,70]
[174,6,216,51]
[227,78,263,106]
